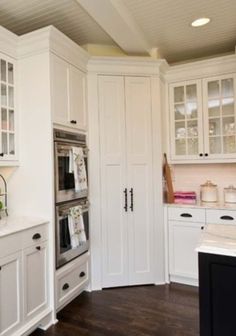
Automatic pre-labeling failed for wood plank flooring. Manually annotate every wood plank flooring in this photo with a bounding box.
[31,283,199,336]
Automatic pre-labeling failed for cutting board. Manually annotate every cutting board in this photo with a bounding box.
[163,153,174,204]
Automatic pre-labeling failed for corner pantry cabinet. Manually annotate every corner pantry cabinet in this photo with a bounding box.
[99,75,154,288]
[0,53,17,164]
[51,54,87,131]
[169,74,236,162]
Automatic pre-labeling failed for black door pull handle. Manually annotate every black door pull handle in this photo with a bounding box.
[70,120,77,124]
[180,213,192,218]
[130,188,134,212]
[220,215,234,220]
[32,233,41,240]
[80,271,86,278]
[124,188,128,212]
[62,283,70,290]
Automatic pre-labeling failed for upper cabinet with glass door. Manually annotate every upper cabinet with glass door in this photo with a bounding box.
[203,75,236,160]
[169,80,203,161]
[0,54,17,164]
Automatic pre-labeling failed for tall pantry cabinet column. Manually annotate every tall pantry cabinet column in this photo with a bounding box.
[99,75,154,287]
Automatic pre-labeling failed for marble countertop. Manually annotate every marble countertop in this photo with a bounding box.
[165,202,236,210]
[196,224,236,257]
[0,216,49,237]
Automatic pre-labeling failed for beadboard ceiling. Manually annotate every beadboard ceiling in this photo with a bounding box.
[0,0,236,63]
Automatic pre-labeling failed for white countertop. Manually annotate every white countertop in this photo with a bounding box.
[196,224,236,257]
[0,216,49,237]
[165,202,236,210]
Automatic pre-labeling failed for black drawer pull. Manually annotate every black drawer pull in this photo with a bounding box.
[32,233,41,240]
[0,153,4,157]
[36,246,41,251]
[80,271,86,278]
[70,120,77,124]
[180,213,192,218]
[62,283,69,291]
[220,215,234,221]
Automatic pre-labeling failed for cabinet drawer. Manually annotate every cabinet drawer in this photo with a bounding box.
[0,231,22,257]
[168,207,205,223]
[21,224,48,249]
[206,209,236,224]
[56,253,89,310]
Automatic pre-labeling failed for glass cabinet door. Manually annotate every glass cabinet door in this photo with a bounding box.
[170,80,203,160]
[204,75,236,158]
[0,57,16,160]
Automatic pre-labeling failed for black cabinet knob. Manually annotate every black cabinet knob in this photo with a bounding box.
[32,233,41,240]
[70,120,77,124]
[201,226,204,230]
[62,283,69,291]
[80,271,86,278]
[36,246,41,251]
[199,153,203,157]
[204,153,209,157]
[0,153,4,157]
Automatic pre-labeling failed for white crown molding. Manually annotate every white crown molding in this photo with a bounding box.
[87,56,169,76]
[17,26,90,71]
[0,26,18,59]
[166,54,236,82]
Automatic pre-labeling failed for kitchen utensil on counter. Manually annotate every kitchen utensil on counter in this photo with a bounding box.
[224,185,236,204]
[163,153,174,204]
[200,180,218,203]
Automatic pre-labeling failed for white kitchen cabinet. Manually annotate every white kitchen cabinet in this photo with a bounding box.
[0,222,49,336]
[51,54,87,131]
[0,53,18,164]
[99,75,154,288]
[169,74,236,162]
[0,252,22,336]
[23,242,48,322]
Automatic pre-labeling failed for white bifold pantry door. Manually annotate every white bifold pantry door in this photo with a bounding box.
[99,75,154,288]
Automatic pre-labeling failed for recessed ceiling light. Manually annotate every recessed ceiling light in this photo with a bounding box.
[191,17,211,27]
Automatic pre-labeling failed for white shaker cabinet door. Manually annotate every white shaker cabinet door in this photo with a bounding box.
[0,252,22,336]
[99,76,129,287]
[51,54,69,126]
[125,77,154,285]
[23,242,48,322]
[69,65,87,130]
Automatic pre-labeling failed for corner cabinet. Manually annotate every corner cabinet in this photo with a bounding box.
[51,54,87,131]
[0,54,18,164]
[99,75,155,288]
[169,74,236,162]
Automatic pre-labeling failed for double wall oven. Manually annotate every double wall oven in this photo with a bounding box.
[54,129,89,268]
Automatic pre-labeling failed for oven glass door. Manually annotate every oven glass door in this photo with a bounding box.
[55,142,88,203]
[56,201,89,268]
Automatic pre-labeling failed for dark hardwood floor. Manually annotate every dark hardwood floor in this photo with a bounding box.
[31,283,199,336]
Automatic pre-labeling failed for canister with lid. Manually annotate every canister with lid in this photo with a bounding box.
[200,180,218,203]
[224,185,236,204]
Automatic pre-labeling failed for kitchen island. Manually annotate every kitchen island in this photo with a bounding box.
[197,224,236,336]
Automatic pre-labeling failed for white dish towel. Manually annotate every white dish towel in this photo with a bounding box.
[70,147,88,192]
[68,205,87,249]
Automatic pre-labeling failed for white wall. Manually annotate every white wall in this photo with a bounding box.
[172,163,236,203]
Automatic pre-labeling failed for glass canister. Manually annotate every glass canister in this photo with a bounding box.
[224,185,236,204]
[200,180,218,203]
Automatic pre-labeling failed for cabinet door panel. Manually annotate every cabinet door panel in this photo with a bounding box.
[99,76,128,287]
[0,252,22,336]
[203,74,236,159]
[69,65,87,130]
[51,54,69,125]
[169,80,204,161]
[23,242,48,321]
[125,77,154,285]
[169,221,202,279]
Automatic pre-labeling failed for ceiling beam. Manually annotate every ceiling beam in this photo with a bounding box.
[76,0,152,55]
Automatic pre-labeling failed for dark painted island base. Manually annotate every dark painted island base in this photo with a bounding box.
[31,284,199,336]
[199,252,236,336]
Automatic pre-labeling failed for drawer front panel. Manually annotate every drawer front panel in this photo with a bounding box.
[0,232,22,257]
[168,207,205,223]
[21,224,48,249]
[206,209,236,224]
